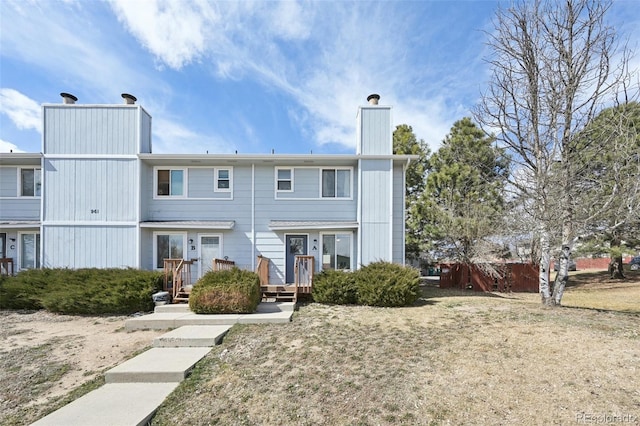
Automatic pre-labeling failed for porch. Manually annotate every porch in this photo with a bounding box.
[162,255,314,304]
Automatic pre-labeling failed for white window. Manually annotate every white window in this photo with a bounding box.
[215,168,232,192]
[20,168,41,197]
[156,168,185,197]
[154,233,186,268]
[321,233,352,271]
[276,168,293,191]
[19,233,40,269]
[321,169,351,198]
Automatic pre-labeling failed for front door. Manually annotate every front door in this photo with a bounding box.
[199,235,221,279]
[286,235,307,284]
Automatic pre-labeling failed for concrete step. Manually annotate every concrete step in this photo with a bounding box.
[155,303,190,313]
[154,325,231,347]
[126,302,294,331]
[105,347,212,383]
[30,382,179,426]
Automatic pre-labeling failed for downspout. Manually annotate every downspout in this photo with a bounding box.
[135,106,142,269]
[39,106,45,268]
[251,162,256,270]
[356,158,362,268]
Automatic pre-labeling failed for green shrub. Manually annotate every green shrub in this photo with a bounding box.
[0,274,44,310]
[189,267,260,314]
[354,261,421,307]
[312,269,357,305]
[0,268,162,314]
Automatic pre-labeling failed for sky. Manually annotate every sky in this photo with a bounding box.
[1,0,639,156]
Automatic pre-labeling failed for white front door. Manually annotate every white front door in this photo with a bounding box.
[198,234,221,279]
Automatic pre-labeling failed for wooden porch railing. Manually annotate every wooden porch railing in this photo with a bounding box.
[294,255,315,296]
[163,258,194,302]
[0,258,14,276]
[256,255,270,285]
[212,258,235,271]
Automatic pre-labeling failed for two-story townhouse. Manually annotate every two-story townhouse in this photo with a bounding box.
[0,93,415,283]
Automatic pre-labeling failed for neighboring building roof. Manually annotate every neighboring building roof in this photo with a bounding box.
[139,220,235,229]
[0,153,42,166]
[269,220,359,231]
[0,221,41,229]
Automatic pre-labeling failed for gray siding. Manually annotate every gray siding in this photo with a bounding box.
[42,225,137,268]
[139,228,253,281]
[44,106,140,155]
[187,168,232,199]
[43,159,138,222]
[0,167,17,197]
[392,164,405,264]
[359,159,392,264]
[0,199,40,220]
[358,107,392,155]
[143,165,250,221]
[140,109,152,154]
[275,167,318,199]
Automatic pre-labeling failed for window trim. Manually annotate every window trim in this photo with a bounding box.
[320,231,354,271]
[320,167,353,199]
[152,231,187,269]
[275,167,294,192]
[154,167,187,199]
[18,167,42,198]
[214,167,232,193]
[18,231,40,270]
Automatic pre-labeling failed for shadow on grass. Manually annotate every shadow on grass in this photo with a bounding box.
[563,269,640,290]
[417,285,517,303]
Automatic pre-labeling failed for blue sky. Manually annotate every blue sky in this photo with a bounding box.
[1,0,639,155]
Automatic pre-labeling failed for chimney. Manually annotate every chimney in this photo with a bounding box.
[367,94,380,105]
[121,93,137,105]
[60,93,78,104]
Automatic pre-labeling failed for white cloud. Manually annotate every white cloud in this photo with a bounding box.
[153,118,232,154]
[109,0,216,70]
[0,88,41,132]
[0,139,25,153]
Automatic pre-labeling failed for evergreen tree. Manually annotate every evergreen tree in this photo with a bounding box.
[421,118,509,262]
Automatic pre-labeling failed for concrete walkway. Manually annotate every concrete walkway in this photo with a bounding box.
[31,302,294,426]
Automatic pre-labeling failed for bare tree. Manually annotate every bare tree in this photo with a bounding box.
[474,0,638,305]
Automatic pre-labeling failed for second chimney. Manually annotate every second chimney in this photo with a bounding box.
[367,94,380,105]
[60,93,78,104]
[121,93,137,105]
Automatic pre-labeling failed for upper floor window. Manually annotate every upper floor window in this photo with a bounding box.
[215,168,232,192]
[276,168,293,191]
[322,169,351,198]
[157,168,184,197]
[20,168,41,197]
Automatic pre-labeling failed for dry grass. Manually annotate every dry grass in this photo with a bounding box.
[152,270,640,425]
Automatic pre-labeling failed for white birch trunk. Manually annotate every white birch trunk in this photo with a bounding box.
[552,246,571,305]
[538,230,552,306]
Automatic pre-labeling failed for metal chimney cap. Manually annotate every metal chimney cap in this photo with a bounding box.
[121,93,137,104]
[60,92,78,104]
[367,94,380,105]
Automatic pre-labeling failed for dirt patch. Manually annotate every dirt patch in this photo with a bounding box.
[0,310,164,425]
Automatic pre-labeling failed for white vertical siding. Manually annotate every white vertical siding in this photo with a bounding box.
[42,225,137,269]
[359,159,392,264]
[43,159,137,222]
[44,106,139,155]
[358,107,392,155]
